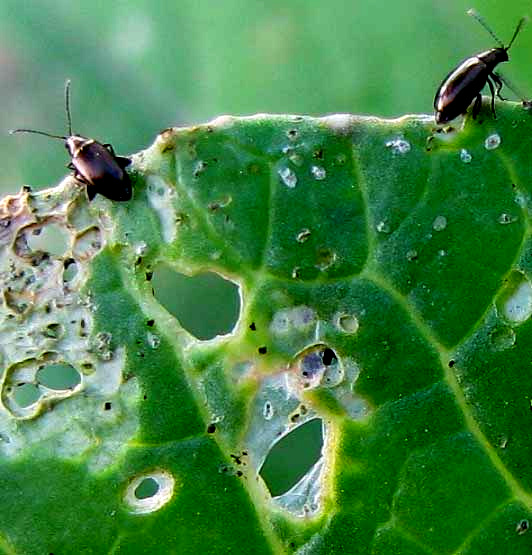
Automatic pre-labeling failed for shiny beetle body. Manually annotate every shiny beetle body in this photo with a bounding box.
[11,80,132,202]
[65,135,131,201]
[434,11,526,125]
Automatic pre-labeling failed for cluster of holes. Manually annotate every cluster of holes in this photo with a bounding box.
[252,344,349,508]
[295,345,343,389]
[8,361,82,415]
[219,450,248,478]
[3,180,354,515]
[15,221,103,268]
[289,404,309,424]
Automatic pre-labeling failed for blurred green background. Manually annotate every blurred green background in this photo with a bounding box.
[1,0,531,194]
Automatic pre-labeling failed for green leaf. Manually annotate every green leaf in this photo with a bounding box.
[1,101,532,554]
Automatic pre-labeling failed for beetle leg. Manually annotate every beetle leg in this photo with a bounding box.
[102,143,116,156]
[491,72,506,101]
[472,94,483,119]
[486,77,497,119]
[74,172,90,185]
[86,187,97,201]
[67,162,75,171]
[115,156,132,168]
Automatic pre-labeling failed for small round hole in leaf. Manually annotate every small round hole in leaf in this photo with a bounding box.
[134,477,160,499]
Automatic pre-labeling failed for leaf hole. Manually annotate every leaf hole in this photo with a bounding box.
[80,362,95,375]
[516,519,529,535]
[321,348,336,366]
[37,363,81,390]
[27,223,69,257]
[286,129,299,141]
[41,323,63,339]
[134,477,160,499]
[124,470,175,515]
[13,383,40,407]
[73,226,103,260]
[336,312,359,334]
[294,344,344,388]
[152,265,241,340]
[259,418,323,497]
[316,247,336,270]
[63,258,78,283]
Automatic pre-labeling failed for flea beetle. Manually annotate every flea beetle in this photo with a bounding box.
[434,10,527,125]
[10,80,132,202]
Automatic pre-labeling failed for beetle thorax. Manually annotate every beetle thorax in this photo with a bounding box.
[65,135,95,158]
[476,47,509,68]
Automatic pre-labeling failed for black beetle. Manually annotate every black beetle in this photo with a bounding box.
[10,80,132,202]
[434,10,527,125]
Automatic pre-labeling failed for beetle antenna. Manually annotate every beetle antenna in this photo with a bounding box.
[65,79,73,136]
[9,128,66,140]
[506,16,528,50]
[467,9,505,48]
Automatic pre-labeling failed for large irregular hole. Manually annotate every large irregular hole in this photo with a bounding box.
[37,363,81,390]
[260,418,323,497]
[152,265,240,340]
[26,223,69,257]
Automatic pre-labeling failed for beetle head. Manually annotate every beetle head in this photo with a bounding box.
[65,135,91,158]
[478,47,509,66]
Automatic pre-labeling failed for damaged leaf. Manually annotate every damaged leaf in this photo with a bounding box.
[1,102,532,553]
